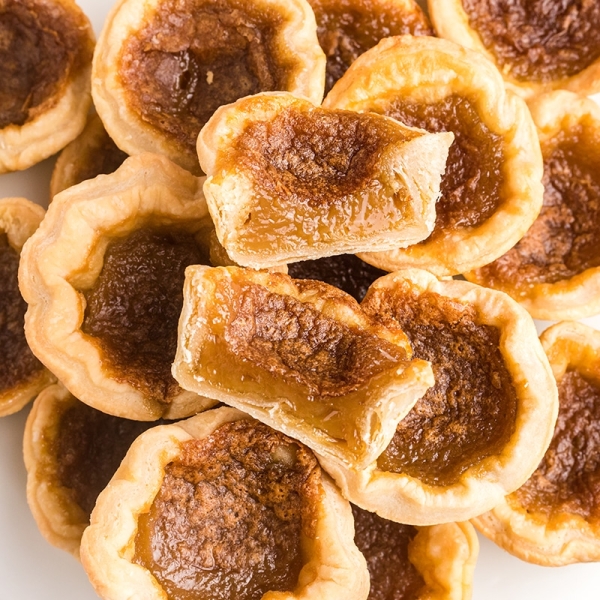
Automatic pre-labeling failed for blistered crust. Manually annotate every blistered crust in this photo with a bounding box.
[324,35,543,277]
[317,269,558,525]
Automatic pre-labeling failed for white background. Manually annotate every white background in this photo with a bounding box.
[1,1,600,598]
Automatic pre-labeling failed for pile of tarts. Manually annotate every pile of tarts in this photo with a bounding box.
[1,0,600,598]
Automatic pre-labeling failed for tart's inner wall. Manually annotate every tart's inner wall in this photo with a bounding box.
[133,420,321,600]
[514,369,600,521]
[368,287,518,486]
[0,233,44,394]
[0,0,91,129]
[461,0,600,82]
[81,227,208,404]
[309,0,432,94]
[382,95,505,239]
[351,504,425,600]
[118,0,296,154]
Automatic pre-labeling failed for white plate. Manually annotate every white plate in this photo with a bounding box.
[1,1,600,598]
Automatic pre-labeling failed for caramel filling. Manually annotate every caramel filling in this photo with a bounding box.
[309,0,432,94]
[462,0,600,82]
[0,0,91,129]
[514,369,600,521]
[368,288,518,486]
[0,234,44,394]
[352,505,425,600]
[134,420,321,600]
[81,227,208,404]
[475,124,600,288]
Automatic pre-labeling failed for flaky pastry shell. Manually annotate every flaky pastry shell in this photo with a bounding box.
[80,406,370,600]
[324,35,544,277]
[317,269,558,525]
[473,321,600,566]
[19,154,217,421]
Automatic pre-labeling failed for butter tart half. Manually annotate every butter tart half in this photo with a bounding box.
[324,35,544,277]
[198,92,453,269]
[0,0,95,173]
[318,269,558,525]
[173,265,434,469]
[465,91,600,321]
[429,0,600,99]
[19,154,218,421]
[93,0,326,174]
[0,197,55,417]
[80,407,370,600]
[474,321,600,565]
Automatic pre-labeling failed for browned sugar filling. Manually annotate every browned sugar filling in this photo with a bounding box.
[118,0,293,154]
[476,124,600,288]
[515,369,600,521]
[462,0,600,82]
[384,95,505,237]
[133,420,321,600]
[372,288,518,486]
[0,234,44,394]
[309,0,432,94]
[81,227,208,404]
[0,0,92,129]
[352,505,425,600]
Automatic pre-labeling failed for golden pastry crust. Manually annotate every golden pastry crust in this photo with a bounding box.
[473,321,600,566]
[19,154,218,421]
[0,0,94,173]
[80,407,370,600]
[198,92,453,269]
[0,197,55,417]
[173,265,434,469]
[465,91,600,321]
[317,269,558,525]
[428,0,600,99]
[93,0,326,174]
[324,35,544,278]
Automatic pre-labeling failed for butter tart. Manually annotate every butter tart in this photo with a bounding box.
[0,197,55,417]
[0,0,95,173]
[80,406,370,600]
[465,91,600,321]
[324,35,544,277]
[199,92,453,269]
[19,153,218,421]
[318,269,558,525]
[93,0,326,175]
[429,0,600,99]
[173,265,434,469]
[474,321,600,566]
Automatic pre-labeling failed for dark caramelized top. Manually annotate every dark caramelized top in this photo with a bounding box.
[365,287,518,486]
[352,505,425,600]
[0,234,44,394]
[133,420,321,600]
[0,0,92,129]
[515,369,600,521]
[81,227,208,404]
[462,0,600,82]
[309,0,432,94]
[384,95,505,237]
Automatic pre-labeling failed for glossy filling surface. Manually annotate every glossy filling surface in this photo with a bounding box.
[81,227,208,403]
[309,0,432,94]
[462,0,600,82]
[352,504,425,600]
[384,95,505,238]
[0,234,44,394]
[119,0,293,154]
[134,420,321,600]
[514,369,600,521]
[369,288,518,486]
[475,124,600,288]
